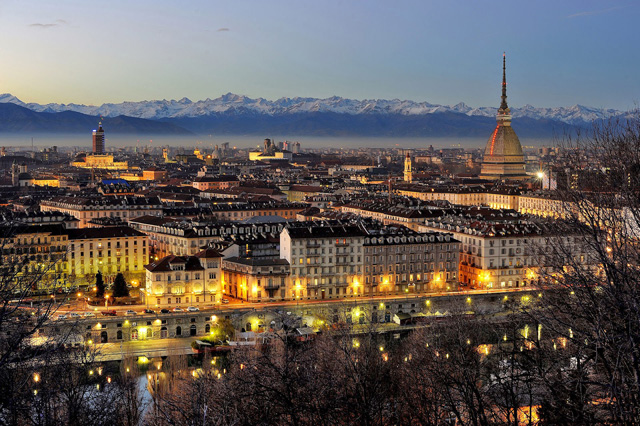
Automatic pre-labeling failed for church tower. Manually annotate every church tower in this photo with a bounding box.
[480,54,527,180]
[404,153,413,183]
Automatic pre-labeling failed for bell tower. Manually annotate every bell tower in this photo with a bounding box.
[404,153,413,183]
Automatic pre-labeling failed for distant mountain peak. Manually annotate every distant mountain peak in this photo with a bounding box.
[0,92,630,125]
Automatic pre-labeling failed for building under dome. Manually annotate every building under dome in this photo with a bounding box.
[480,55,528,181]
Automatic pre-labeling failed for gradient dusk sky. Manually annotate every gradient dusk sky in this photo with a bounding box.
[0,0,638,110]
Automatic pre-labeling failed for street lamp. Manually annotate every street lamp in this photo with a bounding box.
[536,171,545,190]
[105,295,109,308]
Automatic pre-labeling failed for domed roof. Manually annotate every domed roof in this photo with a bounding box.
[483,124,523,162]
[18,172,32,180]
[480,54,527,180]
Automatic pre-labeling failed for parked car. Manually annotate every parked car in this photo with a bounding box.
[101,310,117,316]
[187,306,199,312]
[221,298,230,304]
[160,309,170,314]
[172,307,184,313]
[57,314,67,320]
[125,310,137,316]
[142,309,155,314]
[69,312,81,318]
[84,312,96,318]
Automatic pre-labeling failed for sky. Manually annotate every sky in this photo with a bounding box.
[0,0,638,110]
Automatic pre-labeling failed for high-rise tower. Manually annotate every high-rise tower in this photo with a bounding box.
[92,123,105,154]
[479,54,527,180]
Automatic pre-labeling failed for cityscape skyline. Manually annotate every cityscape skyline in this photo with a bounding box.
[0,0,638,110]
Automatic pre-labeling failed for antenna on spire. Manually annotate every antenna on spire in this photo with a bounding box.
[499,52,509,113]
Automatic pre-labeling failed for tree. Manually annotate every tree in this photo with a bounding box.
[112,273,129,298]
[531,116,640,423]
[0,225,70,420]
[95,272,105,298]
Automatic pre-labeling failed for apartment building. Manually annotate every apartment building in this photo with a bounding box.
[363,227,459,295]
[40,196,163,227]
[0,224,69,292]
[280,222,367,300]
[67,226,148,287]
[143,248,222,307]
[222,257,290,302]
[420,215,590,290]
[129,216,287,258]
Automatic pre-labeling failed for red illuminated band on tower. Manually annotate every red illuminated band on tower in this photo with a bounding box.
[489,125,499,156]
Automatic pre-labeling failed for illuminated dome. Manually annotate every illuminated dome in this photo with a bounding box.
[480,54,527,181]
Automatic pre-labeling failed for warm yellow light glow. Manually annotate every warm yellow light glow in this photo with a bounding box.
[211,315,217,322]
[33,373,40,383]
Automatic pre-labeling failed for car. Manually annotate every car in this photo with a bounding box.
[221,298,230,304]
[102,310,117,316]
[69,312,81,318]
[125,310,137,316]
[186,306,199,312]
[57,314,67,320]
[84,312,96,318]
[172,307,184,313]
[160,309,170,314]
[142,309,156,314]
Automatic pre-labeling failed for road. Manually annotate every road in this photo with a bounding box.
[50,286,533,318]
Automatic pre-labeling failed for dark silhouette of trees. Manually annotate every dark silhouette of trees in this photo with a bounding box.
[95,271,105,299]
[112,273,129,298]
[530,116,640,423]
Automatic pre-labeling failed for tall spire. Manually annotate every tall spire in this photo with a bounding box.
[499,52,509,114]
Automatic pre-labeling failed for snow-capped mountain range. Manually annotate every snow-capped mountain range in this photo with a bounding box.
[0,93,628,125]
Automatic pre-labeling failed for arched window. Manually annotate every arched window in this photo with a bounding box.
[246,322,252,331]
[205,323,211,333]
[117,330,123,340]
[176,326,182,336]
